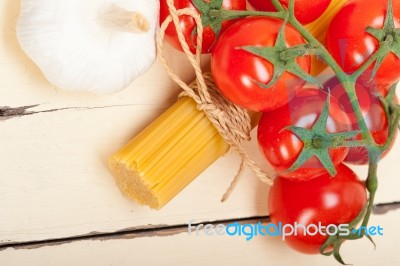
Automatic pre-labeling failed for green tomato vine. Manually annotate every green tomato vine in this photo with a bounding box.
[191,0,400,263]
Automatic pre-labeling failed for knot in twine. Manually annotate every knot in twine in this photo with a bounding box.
[158,0,274,201]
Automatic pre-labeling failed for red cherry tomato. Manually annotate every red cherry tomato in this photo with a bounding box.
[248,0,332,24]
[211,17,311,112]
[257,88,351,180]
[269,164,367,254]
[323,78,398,164]
[326,0,400,88]
[159,0,247,54]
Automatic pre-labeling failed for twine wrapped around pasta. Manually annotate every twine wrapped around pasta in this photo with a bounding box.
[158,0,274,201]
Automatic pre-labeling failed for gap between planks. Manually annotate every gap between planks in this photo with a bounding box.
[0,104,169,122]
[0,215,270,251]
[0,202,399,252]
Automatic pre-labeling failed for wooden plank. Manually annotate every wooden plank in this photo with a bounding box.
[0,106,269,244]
[1,209,399,266]
[1,104,399,244]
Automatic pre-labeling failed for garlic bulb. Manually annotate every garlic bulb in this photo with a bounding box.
[17,0,159,93]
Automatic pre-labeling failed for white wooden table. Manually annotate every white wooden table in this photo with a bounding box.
[1,0,400,265]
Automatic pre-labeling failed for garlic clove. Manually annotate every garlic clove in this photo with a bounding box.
[17,0,159,93]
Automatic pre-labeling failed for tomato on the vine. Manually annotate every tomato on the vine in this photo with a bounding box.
[159,0,247,54]
[326,0,400,88]
[257,88,351,180]
[248,0,332,25]
[211,17,311,112]
[323,78,398,164]
[268,163,367,254]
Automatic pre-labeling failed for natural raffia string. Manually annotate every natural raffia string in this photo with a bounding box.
[157,0,274,201]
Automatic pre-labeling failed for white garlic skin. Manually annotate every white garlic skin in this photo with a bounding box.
[17,0,159,93]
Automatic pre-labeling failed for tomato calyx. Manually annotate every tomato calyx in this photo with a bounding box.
[191,0,225,39]
[365,0,400,80]
[284,97,360,176]
[320,203,371,265]
[241,21,318,88]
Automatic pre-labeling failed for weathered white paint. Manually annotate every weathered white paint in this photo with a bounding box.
[1,209,399,265]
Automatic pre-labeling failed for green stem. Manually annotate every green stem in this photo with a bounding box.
[209,9,285,21]
[272,0,285,12]
[344,140,368,147]
[362,162,378,227]
[279,44,320,61]
[342,82,376,144]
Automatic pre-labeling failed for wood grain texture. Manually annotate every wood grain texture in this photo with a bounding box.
[1,209,400,265]
[0,106,271,244]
